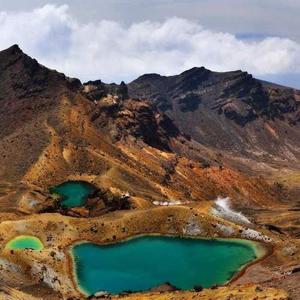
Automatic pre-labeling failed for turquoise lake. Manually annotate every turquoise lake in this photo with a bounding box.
[50,181,95,208]
[71,236,261,296]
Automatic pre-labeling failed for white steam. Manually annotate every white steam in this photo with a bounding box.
[211,197,251,225]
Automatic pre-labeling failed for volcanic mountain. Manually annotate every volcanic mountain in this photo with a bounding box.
[0,45,299,299]
[0,44,281,207]
[128,68,300,171]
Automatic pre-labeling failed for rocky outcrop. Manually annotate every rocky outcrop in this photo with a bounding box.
[83,80,128,101]
[90,95,179,151]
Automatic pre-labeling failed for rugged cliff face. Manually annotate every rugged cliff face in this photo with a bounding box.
[128,67,300,165]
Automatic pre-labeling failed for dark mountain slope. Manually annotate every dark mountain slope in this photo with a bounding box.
[0,45,81,182]
[128,67,300,165]
[0,45,280,215]
[0,44,80,135]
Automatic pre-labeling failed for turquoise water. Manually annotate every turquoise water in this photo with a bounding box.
[5,235,44,250]
[50,181,95,208]
[71,236,260,296]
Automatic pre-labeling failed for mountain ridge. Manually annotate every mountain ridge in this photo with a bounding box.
[1,44,300,175]
[127,65,300,168]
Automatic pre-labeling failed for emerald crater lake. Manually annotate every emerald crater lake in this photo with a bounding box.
[5,235,44,250]
[50,181,95,208]
[71,236,263,296]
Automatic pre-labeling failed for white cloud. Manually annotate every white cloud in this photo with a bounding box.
[0,4,300,84]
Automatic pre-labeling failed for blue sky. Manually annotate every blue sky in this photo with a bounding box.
[0,0,299,88]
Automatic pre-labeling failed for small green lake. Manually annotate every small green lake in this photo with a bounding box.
[50,181,95,208]
[71,236,263,296]
[5,235,43,250]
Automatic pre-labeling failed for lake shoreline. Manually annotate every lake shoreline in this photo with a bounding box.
[68,233,271,297]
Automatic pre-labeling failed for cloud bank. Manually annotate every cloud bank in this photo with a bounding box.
[0,4,299,84]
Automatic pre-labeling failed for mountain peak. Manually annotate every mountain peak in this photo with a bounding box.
[6,44,23,53]
[135,73,164,82]
[0,44,34,72]
[0,44,24,60]
[180,66,209,75]
[0,45,82,102]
